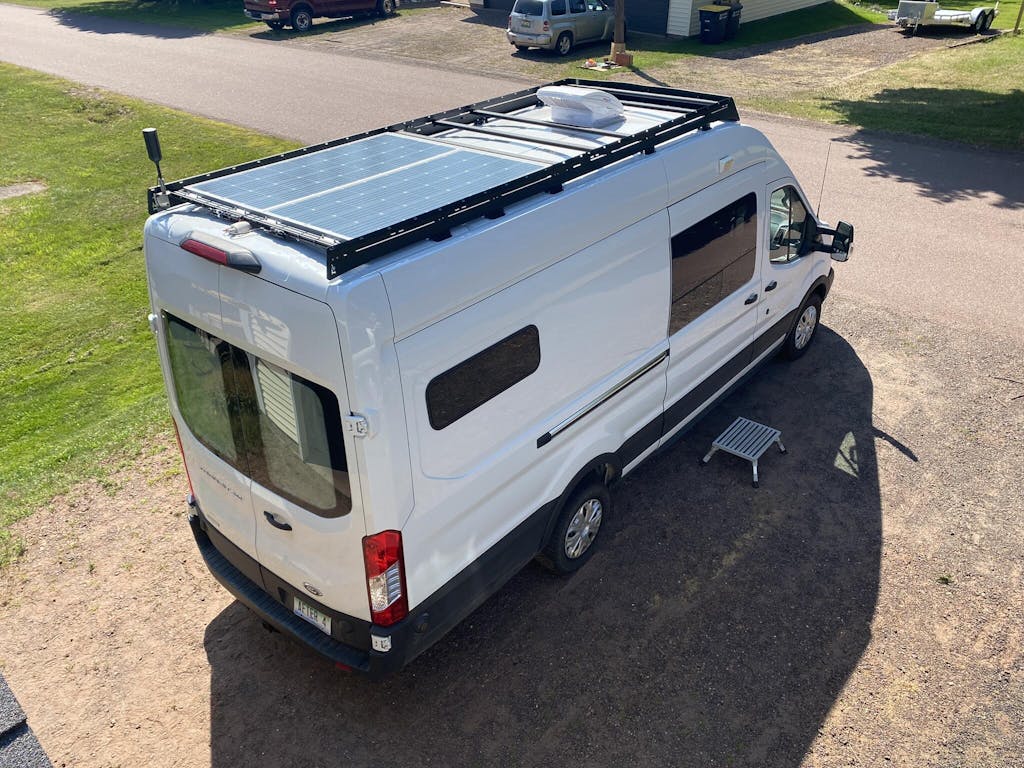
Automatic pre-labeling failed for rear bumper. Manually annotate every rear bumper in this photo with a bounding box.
[244,9,283,20]
[188,509,386,675]
[189,493,553,679]
[507,30,553,47]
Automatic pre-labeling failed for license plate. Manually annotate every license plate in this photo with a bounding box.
[522,19,531,27]
[293,596,332,635]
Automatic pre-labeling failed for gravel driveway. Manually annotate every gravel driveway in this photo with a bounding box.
[249,4,987,98]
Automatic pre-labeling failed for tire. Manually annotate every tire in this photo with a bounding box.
[974,10,990,32]
[290,6,313,31]
[981,11,993,32]
[539,480,610,574]
[376,0,396,17]
[514,44,529,51]
[265,20,285,30]
[555,31,574,56]
[783,293,822,360]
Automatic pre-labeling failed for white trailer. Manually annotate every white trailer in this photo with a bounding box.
[889,0,998,33]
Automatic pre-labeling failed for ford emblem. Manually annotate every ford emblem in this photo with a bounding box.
[303,582,323,597]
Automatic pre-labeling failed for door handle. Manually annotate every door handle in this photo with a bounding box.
[744,293,758,305]
[765,281,778,292]
[264,511,292,531]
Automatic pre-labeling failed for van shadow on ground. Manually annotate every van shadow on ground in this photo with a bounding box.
[205,325,881,767]
[831,94,1024,209]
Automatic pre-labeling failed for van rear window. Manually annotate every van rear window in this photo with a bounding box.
[165,314,351,517]
[513,0,545,15]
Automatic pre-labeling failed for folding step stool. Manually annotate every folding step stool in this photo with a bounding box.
[701,417,786,488]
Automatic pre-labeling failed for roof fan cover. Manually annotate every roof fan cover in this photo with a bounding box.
[536,86,626,128]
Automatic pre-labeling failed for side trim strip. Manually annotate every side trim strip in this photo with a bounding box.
[537,349,669,448]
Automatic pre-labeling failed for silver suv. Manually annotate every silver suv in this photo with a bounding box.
[506,0,615,56]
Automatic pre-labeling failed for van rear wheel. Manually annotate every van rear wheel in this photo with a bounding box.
[376,0,396,17]
[539,480,610,574]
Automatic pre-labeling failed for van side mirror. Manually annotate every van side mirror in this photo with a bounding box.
[830,221,854,262]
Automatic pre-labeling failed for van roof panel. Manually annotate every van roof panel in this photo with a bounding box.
[146,80,739,280]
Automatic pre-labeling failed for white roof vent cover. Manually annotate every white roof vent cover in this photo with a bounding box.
[536,85,625,128]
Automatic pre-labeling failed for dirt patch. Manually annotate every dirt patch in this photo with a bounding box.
[247,5,982,97]
[1,292,1021,768]
[0,182,47,201]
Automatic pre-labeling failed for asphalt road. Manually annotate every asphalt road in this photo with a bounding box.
[4,4,1022,341]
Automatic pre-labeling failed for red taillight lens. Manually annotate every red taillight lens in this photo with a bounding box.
[543,20,549,30]
[181,237,229,265]
[362,530,408,627]
[172,421,195,498]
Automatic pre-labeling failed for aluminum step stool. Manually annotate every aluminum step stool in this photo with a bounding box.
[700,417,785,488]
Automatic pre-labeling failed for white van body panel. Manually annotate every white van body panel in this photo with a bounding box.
[381,156,668,341]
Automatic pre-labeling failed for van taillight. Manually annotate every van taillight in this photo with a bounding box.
[543,19,549,30]
[362,530,408,627]
[180,232,261,273]
[173,421,195,499]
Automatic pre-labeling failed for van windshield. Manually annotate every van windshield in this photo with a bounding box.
[165,313,351,517]
[512,0,545,15]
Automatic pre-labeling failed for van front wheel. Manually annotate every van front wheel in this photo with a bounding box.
[539,481,610,574]
[783,294,822,360]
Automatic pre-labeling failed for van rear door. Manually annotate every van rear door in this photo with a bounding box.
[217,269,370,621]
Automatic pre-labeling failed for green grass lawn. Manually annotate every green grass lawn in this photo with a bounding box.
[748,33,1024,149]
[0,64,295,566]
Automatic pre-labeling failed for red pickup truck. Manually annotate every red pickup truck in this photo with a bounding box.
[244,0,397,31]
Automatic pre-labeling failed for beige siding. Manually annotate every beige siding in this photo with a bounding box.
[667,0,696,36]
[674,0,832,37]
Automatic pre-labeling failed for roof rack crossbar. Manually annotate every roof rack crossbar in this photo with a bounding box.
[149,80,739,279]
[433,119,599,151]
[470,110,627,138]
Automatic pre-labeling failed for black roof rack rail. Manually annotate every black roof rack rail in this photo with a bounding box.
[148,79,739,280]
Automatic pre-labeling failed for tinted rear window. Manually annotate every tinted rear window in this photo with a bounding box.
[513,0,546,15]
[165,314,351,517]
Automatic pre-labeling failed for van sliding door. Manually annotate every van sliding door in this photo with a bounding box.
[661,189,760,440]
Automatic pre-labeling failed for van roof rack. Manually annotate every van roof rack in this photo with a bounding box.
[148,79,739,279]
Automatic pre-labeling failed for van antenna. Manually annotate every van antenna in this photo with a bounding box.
[816,139,833,213]
[143,128,170,208]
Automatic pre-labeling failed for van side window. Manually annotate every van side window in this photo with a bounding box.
[769,186,809,263]
[569,0,586,12]
[669,192,758,335]
[426,326,541,430]
[551,0,566,14]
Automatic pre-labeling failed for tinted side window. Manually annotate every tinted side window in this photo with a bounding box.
[669,192,757,334]
[426,326,541,430]
[551,0,566,14]
[569,0,586,12]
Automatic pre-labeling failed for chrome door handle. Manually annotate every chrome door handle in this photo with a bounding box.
[744,293,758,305]
[765,281,778,292]
[264,511,292,531]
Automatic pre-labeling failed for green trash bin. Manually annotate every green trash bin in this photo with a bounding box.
[725,3,742,39]
[699,4,730,44]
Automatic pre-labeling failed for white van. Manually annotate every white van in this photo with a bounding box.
[142,80,853,678]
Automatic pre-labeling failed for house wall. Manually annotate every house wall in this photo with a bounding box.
[667,0,832,36]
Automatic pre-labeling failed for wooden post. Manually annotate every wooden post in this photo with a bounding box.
[1014,0,1023,34]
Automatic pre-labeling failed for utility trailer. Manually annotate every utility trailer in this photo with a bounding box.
[888,0,998,33]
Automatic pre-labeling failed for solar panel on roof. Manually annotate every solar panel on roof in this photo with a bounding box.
[191,134,452,210]
[272,150,539,240]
